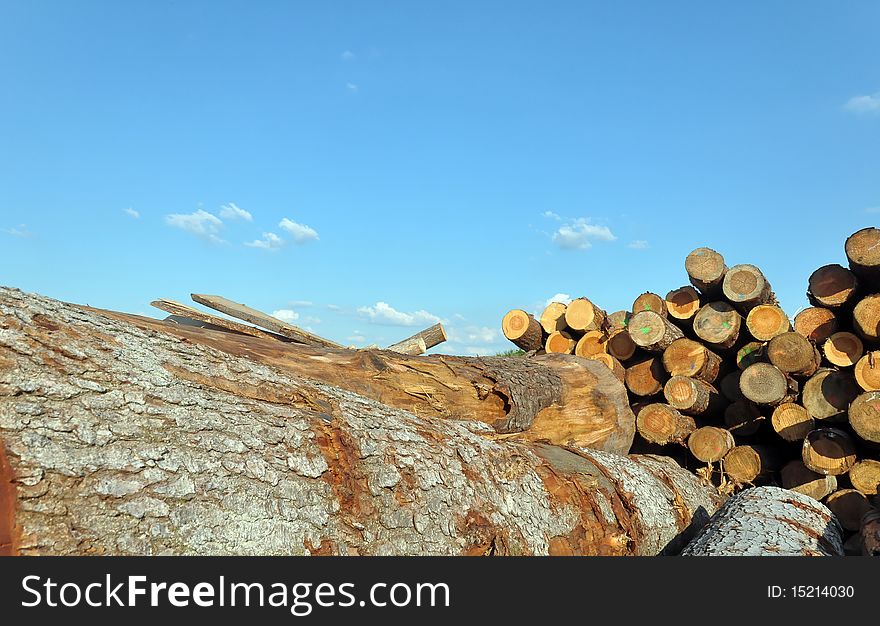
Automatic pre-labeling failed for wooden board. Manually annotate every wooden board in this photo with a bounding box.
[152,298,292,342]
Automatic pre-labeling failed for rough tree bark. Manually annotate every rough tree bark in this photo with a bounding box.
[0,286,721,556]
[681,486,844,556]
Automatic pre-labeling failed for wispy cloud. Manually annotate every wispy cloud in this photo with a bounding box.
[340,50,355,61]
[628,240,649,249]
[219,202,253,221]
[542,211,562,221]
[348,332,366,343]
[357,302,442,327]
[289,300,314,308]
[165,209,225,243]
[346,82,359,92]
[245,232,284,250]
[123,208,140,219]
[2,224,32,238]
[279,218,319,244]
[844,92,880,114]
[865,207,880,213]
[552,218,616,250]
[545,293,572,307]
[326,304,341,311]
[272,309,299,323]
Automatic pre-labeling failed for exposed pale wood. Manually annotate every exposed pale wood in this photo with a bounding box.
[693,301,741,350]
[781,460,838,501]
[739,363,797,406]
[385,336,427,356]
[628,311,684,353]
[605,330,636,361]
[802,428,858,476]
[845,227,880,283]
[735,341,767,371]
[685,247,727,294]
[634,403,696,446]
[539,302,568,334]
[687,426,735,463]
[681,486,843,556]
[387,323,447,354]
[565,297,606,332]
[807,264,859,309]
[802,369,860,422]
[724,445,777,483]
[854,350,880,391]
[625,356,667,397]
[848,391,880,444]
[192,293,343,348]
[722,264,776,313]
[825,489,871,532]
[822,331,863,368]
[502,309,544,352]
[665,286,701,322]
[771,403,815,442]
[574,330,607,358]
[724,400,764,437]
[632,292,667,318]
[586,353,625,383]
[793,306,838,344]
[663,376,721,415]
[545,330,576,354]
[849,459,880,496]
[152,298,293,342]
[853,294,880,342]
[767,332,821,377]
[0,286,724,556]
[745,304,790,341]
[661,338,721,383]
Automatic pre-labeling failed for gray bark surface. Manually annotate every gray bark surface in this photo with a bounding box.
[0,286,720,556]
[681,486,844,556]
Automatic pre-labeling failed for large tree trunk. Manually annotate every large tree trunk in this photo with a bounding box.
[681,486,844,556]
[0,286,720,556]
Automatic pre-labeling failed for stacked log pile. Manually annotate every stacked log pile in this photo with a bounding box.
[502,228,880,555]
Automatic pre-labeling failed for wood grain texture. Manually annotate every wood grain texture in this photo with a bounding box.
[152,299,293,342]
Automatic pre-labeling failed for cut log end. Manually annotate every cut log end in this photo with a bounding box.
[565,298,606,332]
[781,460,838,501]
[823,332,864,368]
[661,338,721,381]
[632,292,667,318]
[824,489,871,532]
[767,332,820,377]
[793,307,838,344]
[586,353,625,383]
[802,369,860,422]
[853,294,880,342]
[771,402,815,442]
[802,428,858,476]
[539,302,568,334]
[746,305,790,342]
[845,227,880,280]
[740,363,792,406]
[629,310,683,352]
[848,459,880,496]
[847,391,880,444]
[605,330,636,361]
[685,247,726,293]
[625,356,667,397]
[808,264,859,309]
[635,403,696,446]
[663,376,717,415]
[545,330,576,355]
[854,351,880,391]
[574,331,607,358]
[688,426,735,463]
[724,445,774,484]
[502,309,544,352]
[693,301,741,349]
[722,264,773,311]
[665,286,701,321]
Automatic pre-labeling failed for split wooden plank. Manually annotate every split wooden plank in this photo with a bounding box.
[191,294,343,348]
[152,298,293,342]
[387,323,447,355]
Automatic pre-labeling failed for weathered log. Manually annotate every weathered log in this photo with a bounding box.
[665,286,701,323]
[0,286,723,556]
[632,292,667,318]
[807,264,860,309]
[770,403,814,442]
[722,264,776,313]
[663,376,722,416]
[565,298,606,333]
[781,461,838,501]
[767,332,821,378]
[845,227,880,284]
[745,304,790,342]
[625,356,667,397]
[605,330,636,361]
[849,459,880,496]
[724,445,778,484]
[802,428,858,476]
[634,403,696,446]
[853,294,880,342]
[685,247,727,295]
[152,298,293,342]
[387,323,447,355]
[681,486,844,556]
[739,363,797,406]
[192,294,343,348]
[628,311,684,353]
[802,369,860,422]
[687,426,735,463]
[693,301,741,350]
[724,400,764,437]
[861,507,880,556]
[502,309,544,352]
[735,341,767,371]
[661,338,721,383]
[824,489,871,532]
[847,391,880,444]
[822,332,863,368]
[606,310,631,334]
[793,306,838,344]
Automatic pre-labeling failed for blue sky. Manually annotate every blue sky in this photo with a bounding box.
[1,1,879,355]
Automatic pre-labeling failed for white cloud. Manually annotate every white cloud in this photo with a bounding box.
[219,202,253,221]
[341,50,355,61]
[628,240,649,249]
[552,218,616,250]
[865,207,880,213]
[124,208,140,219]
[272,309,300,323]
[2,224,32,238]
[545,293,572,307]
[357,302,442,327]
[326,304,341,311]
[346,82,359,92]
[449,326,497,344]
[289,300,313,307]
[844,92,880,114]
[542,211,562,221]
[245,232,284,250]
[279,218,319,244]
[165,209,225,243]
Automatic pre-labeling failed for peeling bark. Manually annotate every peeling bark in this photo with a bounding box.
[0,286,719,556]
